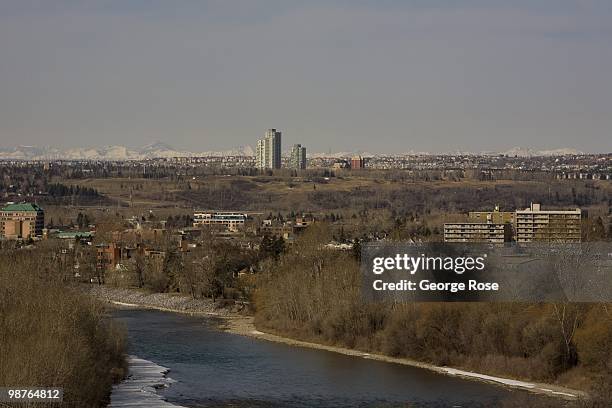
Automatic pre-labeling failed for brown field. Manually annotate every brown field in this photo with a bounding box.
[50,175,612,239]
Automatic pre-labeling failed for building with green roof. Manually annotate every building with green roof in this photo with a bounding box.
[0,202,45,240]
[56,231,94,240]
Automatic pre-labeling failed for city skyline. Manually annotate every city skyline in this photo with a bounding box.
[1,1,611,153]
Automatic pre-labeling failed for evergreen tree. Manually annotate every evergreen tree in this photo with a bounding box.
[352,239,361,261]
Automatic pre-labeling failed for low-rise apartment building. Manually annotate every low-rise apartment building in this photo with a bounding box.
[193,211,248,231]
[96,243,122,271]
[445,203,582,243]
[515,203,581,243]
[444,222,508,243]
[468,206,515,225]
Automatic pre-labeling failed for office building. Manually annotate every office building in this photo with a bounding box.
[256,129,282,169]
[0,203,44,240]
[290,144,307,169]
[515,203,581,243]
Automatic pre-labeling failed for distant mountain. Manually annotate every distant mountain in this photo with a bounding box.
[0,145,63,160]
[0,143,257,160]
[498,147,584,157]
[198,145,255,157]
[0,143,587,160]
[309,151,375,159]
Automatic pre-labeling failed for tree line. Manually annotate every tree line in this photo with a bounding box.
[0,243,126,407]
[47,183,100,197]
[254,224,612,405]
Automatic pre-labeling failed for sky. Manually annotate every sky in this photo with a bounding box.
[0,0,611,154]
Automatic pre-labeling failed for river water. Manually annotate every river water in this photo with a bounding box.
[113,308,534,407]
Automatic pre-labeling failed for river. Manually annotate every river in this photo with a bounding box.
[113,308,538,407]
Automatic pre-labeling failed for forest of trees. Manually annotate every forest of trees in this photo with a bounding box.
[255,224,612,405]
[103,231,263,303]
[47,183,100,198]
[0,243,126,407]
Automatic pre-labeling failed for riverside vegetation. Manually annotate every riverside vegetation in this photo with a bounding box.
[4,169,612,405]
[0,243,126,407]
[89,218,610,405]
[255,225,612,406]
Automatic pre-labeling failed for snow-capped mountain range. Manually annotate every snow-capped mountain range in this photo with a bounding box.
[494,147,584,157]
[0,143,585,161]
[0,142,255,161]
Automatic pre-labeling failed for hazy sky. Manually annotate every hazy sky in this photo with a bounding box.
[0,1,611,153]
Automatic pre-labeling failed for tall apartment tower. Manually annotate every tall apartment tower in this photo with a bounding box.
[256,129,282,169]
[290,144,307,169]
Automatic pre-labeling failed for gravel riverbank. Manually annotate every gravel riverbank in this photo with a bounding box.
[85,285,242,316]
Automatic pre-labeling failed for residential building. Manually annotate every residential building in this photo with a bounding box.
[444,222,507,243]
[96,243,121,271]
[260,219,292,239]
[515,203,581,243]
[351,155,365,169]
[256,129,282,169]
[292,215,314,234]
[193,211,248,231]
[56,231,95,242]
[332,159,350,169]
[0,202,45,239]
[469,205,515,225]
[290,144,307,169]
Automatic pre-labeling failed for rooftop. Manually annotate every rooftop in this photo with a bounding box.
[56,231,94,239]
[1,203,43,212]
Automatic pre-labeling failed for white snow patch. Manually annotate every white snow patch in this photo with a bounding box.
[110,300,140,307]
[442,367,536,389]
[110,355,184,407]
[550,391,578,397]
[441,367,578,398]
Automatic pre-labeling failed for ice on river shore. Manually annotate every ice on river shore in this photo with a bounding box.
[109,355,184,407]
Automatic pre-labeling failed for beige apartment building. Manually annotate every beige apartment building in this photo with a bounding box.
[444,222,507,243]
[444,203,581,243]
[193,211,248,232]
[515,203,581,243]
[0,203,45,240]
[469,205,515,225]
[445,205,513,243]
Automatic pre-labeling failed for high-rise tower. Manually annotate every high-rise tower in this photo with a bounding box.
[256,129,282,169]
[290,144,307,169]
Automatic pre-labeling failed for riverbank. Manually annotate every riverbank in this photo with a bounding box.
[87,285,244,316]
[218,316,584,401]
[90,285,586,401]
